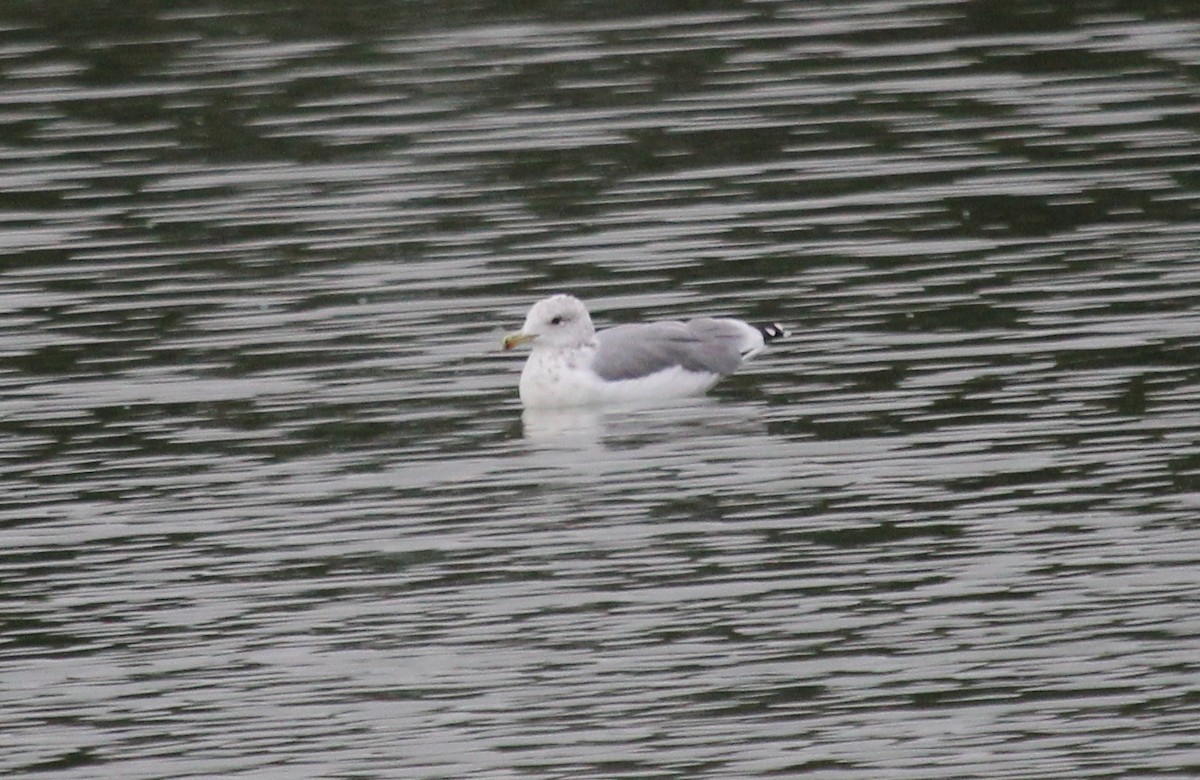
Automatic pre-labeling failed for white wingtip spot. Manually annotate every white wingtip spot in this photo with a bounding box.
[758,323,788,342]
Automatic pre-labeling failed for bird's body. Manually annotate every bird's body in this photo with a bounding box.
[503,294,785,409]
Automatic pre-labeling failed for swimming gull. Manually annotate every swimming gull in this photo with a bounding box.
[502,293,786,408]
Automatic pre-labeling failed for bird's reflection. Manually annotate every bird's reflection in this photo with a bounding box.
[520,397,767,450]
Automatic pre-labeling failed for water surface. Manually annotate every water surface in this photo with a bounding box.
[1,1,1198,778]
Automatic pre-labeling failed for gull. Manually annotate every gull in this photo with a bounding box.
[502,293,786,408]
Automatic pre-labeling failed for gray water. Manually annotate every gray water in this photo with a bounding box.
[2,1,1199,778]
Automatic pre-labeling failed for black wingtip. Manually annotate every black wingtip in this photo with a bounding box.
[756,323,789,342]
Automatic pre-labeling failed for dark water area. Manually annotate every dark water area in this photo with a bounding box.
[1,1,1198,778]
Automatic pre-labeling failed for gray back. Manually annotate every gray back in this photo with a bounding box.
[591,319,746,381]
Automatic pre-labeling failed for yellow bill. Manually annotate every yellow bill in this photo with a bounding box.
[502,331,536,350]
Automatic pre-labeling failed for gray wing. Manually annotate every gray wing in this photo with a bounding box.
[591,319,747,381]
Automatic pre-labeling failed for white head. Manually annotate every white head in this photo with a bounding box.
[503,294,596,351]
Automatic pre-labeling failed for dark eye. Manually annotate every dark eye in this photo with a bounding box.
[550,315,564,325]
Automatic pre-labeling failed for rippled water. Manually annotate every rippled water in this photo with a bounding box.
[2,1,1199,778]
